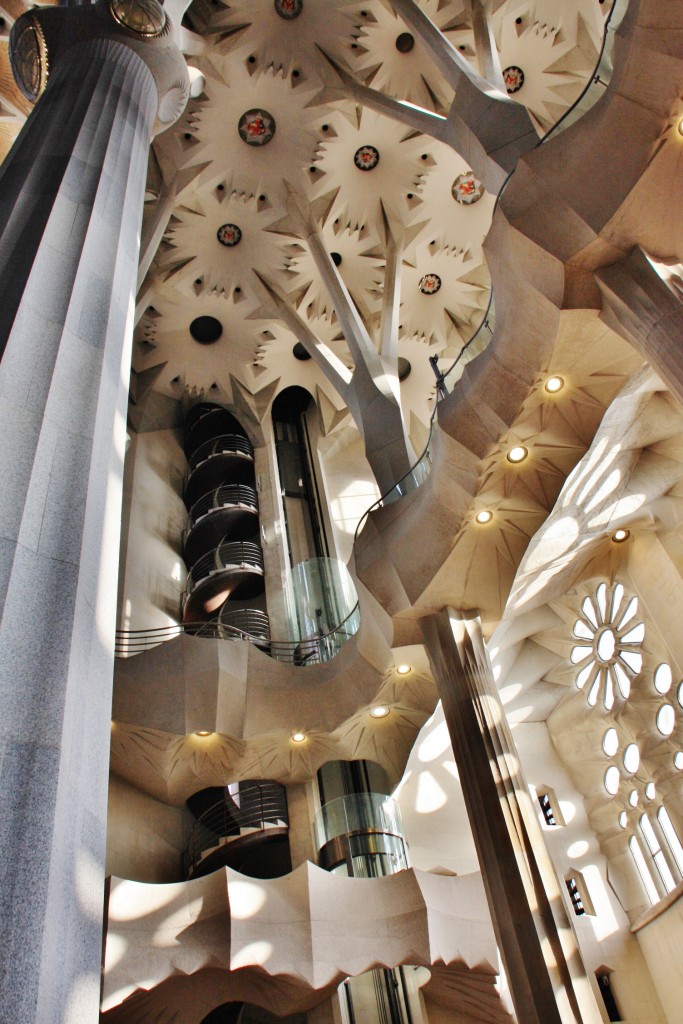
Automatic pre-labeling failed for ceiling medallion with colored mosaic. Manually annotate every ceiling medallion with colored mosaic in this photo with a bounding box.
[354,145,380,171]
[419,273,441,295]
[238,109,276,146]
[452,172,484,205]
[274,0,303,18]
[503,66,524,94]
[217,224,242,247]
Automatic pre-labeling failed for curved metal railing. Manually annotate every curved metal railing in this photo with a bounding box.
[218,607,270,641]
[352,0,624,543]
[185,484,259,532]
[186,432,254,476]
[184,540,264,598]
[183,781,289,877]
[115,600,360,661]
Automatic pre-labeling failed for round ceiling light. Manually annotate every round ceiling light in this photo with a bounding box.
[612,529,630,543]
[354,145,380,171]
[195,730,212,736]
[370,705,390,718]
[507,445,528,464]
[189,316,223,345]
[217,223,242,247]
[238,108,276,146]
[545,375,564,393]
[475,509,493,524]
[291,731,306,743]
[396,664,411,675]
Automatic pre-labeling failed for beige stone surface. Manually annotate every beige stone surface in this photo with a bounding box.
[103,864,498,1020]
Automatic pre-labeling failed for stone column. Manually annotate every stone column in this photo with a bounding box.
[0,5,187,1022]
[420,608,602,1024]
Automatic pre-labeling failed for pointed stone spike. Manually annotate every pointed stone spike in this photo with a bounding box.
[129,361,168,406]
[316,386,348,436]
[253,378,280,422]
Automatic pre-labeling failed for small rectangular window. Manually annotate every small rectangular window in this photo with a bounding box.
[538,792,557,826]
[565,877,585,916]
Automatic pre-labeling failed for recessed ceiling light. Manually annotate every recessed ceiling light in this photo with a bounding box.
[507,445,528,464]
[475,509,493,524]
[291,731,306,743]
[545,375,564,393]
[612,529,630,543]
[195,730,212,736]
[678,117,683,137]
[396,664,411,675]
[370,706,390,719]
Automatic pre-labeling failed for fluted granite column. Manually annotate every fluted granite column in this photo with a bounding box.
[0,4,187,1022]
[421,609,602,1024]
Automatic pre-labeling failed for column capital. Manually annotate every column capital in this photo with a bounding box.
[10,0,189,135]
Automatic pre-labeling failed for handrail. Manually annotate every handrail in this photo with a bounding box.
[186,484,259,530]
[187,433,254,475]
[183,781,289,877]
[184,541,264,596]
[352,0,623,545]
[115,599,360,661]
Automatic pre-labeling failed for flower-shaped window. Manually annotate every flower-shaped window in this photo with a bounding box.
[571,583,644,708]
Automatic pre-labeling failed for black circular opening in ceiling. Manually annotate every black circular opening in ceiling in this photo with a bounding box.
[190,316,223,345]
[293,342,311,361]
[330,252,342,266]
[398,357,411,382]
[396,32,414,53]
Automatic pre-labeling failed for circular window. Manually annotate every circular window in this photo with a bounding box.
[623,743,640,774]
[571,583,644,709]
[604,765,620,796]
[657,704,676,736]
[354,145,380,171]
[9,15,48,102]
[645,782,656,800]
[418,273,442,295]
[110,0,167,36]
[654,663,673,694]
[503,65,525,93]
[618,811,628,828]
[451,171,484,205]
[629,789,639,807]
[674,751,683,770]
[189,316,223,345]
[274,0,303,18]
[238,109,276,146]
[602,728,619,757]
[217,223,242,247]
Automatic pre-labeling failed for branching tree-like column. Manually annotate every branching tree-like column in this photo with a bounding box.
[0,3,187,1021]
[318,0,537,194]
[256,189,417,495]
[421,609,603,1024]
